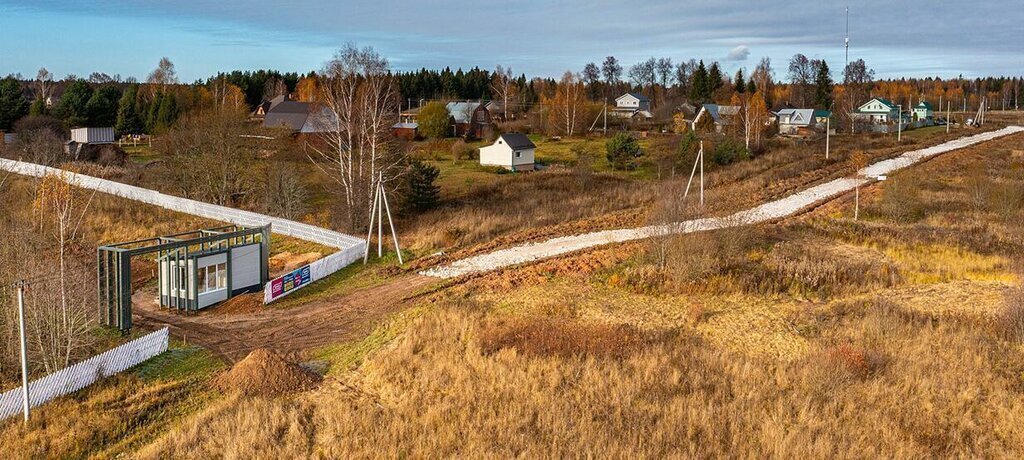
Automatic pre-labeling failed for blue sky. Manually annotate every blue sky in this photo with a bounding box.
[1,0,1021,82]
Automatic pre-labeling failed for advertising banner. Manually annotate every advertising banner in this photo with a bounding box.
[268,264,312,301]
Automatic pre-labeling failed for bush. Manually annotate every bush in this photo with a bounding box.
[451,139,477,161]
[711,138,749,165]
[605,132,643,170]
[417,102,451,139]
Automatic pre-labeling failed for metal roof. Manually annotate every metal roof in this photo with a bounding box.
[496,132,535,150]
[617,92,649,102]
[446,102,483,124]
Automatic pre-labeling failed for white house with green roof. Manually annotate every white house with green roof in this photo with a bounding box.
[913,101,934,121]
[854,97,901,123]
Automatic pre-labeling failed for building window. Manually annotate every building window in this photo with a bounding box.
[199,262,228,294]
[515,151,521,158]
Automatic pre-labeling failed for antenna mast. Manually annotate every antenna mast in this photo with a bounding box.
[845,6,850,65]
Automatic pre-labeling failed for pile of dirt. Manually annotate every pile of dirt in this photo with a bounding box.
[269,251,323,276]
[212,348,321,396]
[205,292,264,315]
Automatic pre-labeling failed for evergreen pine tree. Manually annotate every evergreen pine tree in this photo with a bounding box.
[54,79,92,127]
[708,62,724,95]
[29,97,48,116]
[156,92,178,132]
[0,76,30,130]
[146,92,163,133]
[115,85,144,135]
[814,61,834,109]
[404,160,441,213]
[734,69,746,94]
[689,60,709,102]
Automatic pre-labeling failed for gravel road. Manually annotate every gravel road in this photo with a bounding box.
[423,126,1024,279]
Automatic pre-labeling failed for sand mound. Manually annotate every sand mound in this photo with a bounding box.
[213,348,321,396]
[205,292,263,315]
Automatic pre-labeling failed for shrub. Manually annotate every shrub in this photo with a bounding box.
[417,101,451,139]
[451,139,477,161]
[711,138,749,165]
[605,132,642,170]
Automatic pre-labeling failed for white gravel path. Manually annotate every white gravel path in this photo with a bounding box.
[422,126,1024,279]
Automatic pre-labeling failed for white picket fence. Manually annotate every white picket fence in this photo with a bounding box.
[0,327,169,421]
[0,158,366,303]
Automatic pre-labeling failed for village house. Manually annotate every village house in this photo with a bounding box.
[775,108,816,135]
[485,101,510,121]
[447,101,493,138]
[479,132,535,171]
[251,94,290,120]
[694,103,740,132]
[913,101,934,122]
[262,100,334,133]
[853,97,902,124]
[613,92,653,119]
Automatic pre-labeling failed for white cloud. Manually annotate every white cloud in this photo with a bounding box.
[726,45,750,61]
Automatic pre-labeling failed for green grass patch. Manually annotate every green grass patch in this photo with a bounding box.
[269,233,336,257]
[133,343,225,382]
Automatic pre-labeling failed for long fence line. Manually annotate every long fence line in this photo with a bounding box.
[0,327,169,422]
[0,158,366,303]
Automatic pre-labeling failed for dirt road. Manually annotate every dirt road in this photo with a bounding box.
[133,274,436,361]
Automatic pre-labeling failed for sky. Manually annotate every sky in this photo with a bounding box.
[1,0,1021,82]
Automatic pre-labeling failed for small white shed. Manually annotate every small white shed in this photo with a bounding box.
[479,133,536,171]
[70,127,115,144]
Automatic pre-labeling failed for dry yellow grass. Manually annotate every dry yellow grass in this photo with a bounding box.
[136,298,1024,458]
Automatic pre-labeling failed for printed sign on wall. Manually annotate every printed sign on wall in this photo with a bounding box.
[269,265,312,301]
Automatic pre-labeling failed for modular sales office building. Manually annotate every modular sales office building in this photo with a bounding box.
[158,233,266,309]
[98,225,270,331]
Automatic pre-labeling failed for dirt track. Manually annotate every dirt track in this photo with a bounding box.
[133,274,436,361]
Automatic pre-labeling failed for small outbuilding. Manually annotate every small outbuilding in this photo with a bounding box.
[71,127,115,145]
[391,122,419,140]
[479,133,536,171]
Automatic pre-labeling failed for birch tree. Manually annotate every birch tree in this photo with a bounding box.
[546,71,586,136]
[30,173,96,372]
[308,44,404,231]
[490,65,517,120]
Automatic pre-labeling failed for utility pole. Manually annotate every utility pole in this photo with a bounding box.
[16,280,30,424]
[897,104,902,142]
[363,172,403,265]
[826,102,834,159]
[947,101,951,133]
[684,139,705,207]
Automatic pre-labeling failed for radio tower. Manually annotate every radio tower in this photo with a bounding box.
[845,6,850,65]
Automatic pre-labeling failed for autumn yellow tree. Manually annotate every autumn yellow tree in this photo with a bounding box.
[731,92,770,151]
[296,76,319,102]
[545,71,587,136]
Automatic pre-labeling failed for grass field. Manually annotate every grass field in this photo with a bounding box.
[3,126,1023,457]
